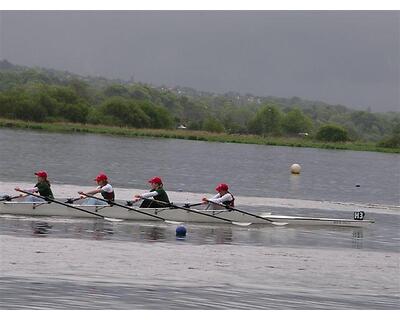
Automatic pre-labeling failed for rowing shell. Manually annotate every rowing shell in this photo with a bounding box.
[0,201,374,227]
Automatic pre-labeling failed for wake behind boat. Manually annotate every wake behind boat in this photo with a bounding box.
[0,199,375,227]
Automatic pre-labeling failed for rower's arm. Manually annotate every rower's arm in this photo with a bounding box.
[79,188,102,196]
[139,191,158,199]
[207,193,233,204]
[15,187,38,193]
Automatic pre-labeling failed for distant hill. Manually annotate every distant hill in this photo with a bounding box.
[0,59,399,144]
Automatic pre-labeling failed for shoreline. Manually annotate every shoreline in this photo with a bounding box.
[1,118,398,154]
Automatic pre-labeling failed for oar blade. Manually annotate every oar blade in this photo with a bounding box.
[271,221,289,226]
[232,221,252,227]
[164,220,183,225]
[104,217,123,222]
[207,200,287,226]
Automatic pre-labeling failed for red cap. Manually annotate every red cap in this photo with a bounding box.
[216,183,229,192]
[94,173,108,182]
[148,176,162,185]
[35,171,48,178]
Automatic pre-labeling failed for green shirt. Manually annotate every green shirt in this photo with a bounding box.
[35,181,54,199]
[151,188,170,204]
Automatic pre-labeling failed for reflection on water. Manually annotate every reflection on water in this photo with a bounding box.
[289,174,301,193]
[31,221,53,236]
[211,227,233,244]
[1,214,399,310]
[89,221,114,240]
[352,229,364,249]
[140,226,166,241]
[1,211,397,252]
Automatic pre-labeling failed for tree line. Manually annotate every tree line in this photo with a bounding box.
[0,60,399,147]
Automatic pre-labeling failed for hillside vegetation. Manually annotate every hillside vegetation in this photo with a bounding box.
[0,59,399,150]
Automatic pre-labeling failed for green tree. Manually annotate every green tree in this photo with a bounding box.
[129,84,150,100]
[377,121,400,148]
[37,91,61,117]
[49,86,79,105]
[103,84,129,98]
[316,124,349,142]
[68,79,91,101]
[248,104,283,136]
[0,89,47,121]
[202,117,225,133]
[139,101,174,129]
[219,105,252,134]
[60,103,89,123]
[181,97,208,123]
[187,121,202,130]
[100,97,150,127]
[282,107,313,135]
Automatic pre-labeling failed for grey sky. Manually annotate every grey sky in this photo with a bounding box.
[0,11,399,111]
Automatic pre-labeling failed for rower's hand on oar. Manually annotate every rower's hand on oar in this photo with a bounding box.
[14,188,25,197]
[184,202,203,208]
[77,191,87,199]
[66,197,81,204]
[133,195,141,203]
[202,197,209,203]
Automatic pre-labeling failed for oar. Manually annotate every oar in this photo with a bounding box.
[80,193,182,225]
[207,200,288,226]
[0,195,22,202]
[183,202,204,208]
[18,190,123,222]
[148,199,252,227]
[65,197,82,204]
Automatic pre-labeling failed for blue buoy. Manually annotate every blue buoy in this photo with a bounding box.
[176,225,187,237]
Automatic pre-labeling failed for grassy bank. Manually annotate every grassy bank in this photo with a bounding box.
[0,118,398,153]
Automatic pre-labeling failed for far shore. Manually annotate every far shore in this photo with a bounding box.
[0,118,399,153]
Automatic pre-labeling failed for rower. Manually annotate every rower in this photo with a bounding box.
[202,183,235,210]
[78,172,115,205]
[133,176,170,208]
[15,171,54,202]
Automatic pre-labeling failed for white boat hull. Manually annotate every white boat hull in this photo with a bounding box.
[0,201,375,227]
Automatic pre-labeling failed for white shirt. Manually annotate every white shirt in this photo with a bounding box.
[140,191,159,199]
[97,184,113,193]
[207,193,233,204]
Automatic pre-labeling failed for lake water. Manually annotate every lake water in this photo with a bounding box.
[0,128,399,310]
[0,128,398,204]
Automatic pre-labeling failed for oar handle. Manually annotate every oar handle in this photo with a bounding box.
[0,195,21,202]
[184,202,204,208]
[65,197,82,204]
